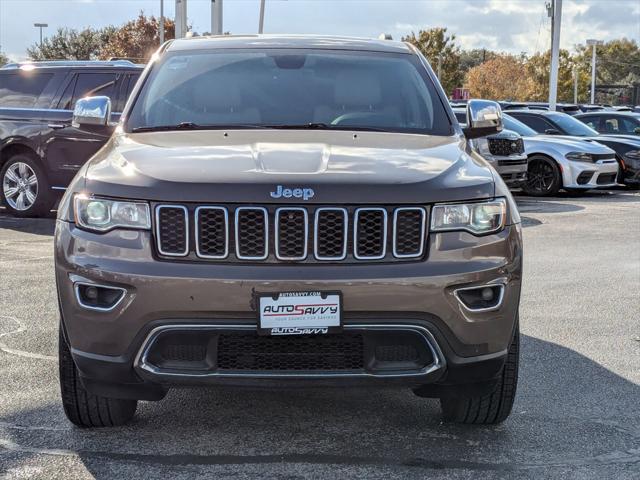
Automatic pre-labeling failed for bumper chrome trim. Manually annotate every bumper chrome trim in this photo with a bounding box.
[453,283,505,313]
[134,323,446,380]
[73,281,126,313]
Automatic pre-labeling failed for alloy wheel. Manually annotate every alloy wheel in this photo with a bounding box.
[3,162,39,211]
[525,159,556,194]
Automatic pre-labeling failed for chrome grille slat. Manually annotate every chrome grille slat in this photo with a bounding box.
[314,207,348,261]
[195,206,229,259]
[353,208,387,260]
[393,207,427,258]
[235,207,269,260]
[275,207,308,261]
[155,205,189,257]
[155,205,427,263]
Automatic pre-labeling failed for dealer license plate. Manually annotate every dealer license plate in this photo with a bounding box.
[257,291,342,336]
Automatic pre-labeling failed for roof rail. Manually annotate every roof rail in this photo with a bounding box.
[1,59,140,70]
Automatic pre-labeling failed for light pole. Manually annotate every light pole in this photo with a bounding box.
[159,0,164,44]
[258,0,266,34]
[34,23,48,48]
[587,39,603,104]
[211,0,223,35]
[547,0,562,111]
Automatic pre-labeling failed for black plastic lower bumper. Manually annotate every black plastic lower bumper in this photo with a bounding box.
[70,321,508,401]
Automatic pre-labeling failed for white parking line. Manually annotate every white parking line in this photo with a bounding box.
[0,315,56,361]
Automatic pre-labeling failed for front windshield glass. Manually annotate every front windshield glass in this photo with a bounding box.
[503,114,538,137]
[548,112,599,136]
[126,49,451,135]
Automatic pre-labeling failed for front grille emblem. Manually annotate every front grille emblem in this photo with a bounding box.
[270,185,315,201]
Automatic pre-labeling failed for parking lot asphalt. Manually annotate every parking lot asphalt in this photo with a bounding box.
[0,190,639,479]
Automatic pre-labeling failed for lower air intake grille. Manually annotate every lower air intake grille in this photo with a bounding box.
[217,333,365,371]
[597,173,617,185]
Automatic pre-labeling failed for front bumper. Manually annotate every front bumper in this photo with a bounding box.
[562,158,620,188]
[55,220,522,397]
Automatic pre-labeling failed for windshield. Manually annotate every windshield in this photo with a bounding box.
[548,112,599,136]
[503,114,538,137]
[126,49,451,135]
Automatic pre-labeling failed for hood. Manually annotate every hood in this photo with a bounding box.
[595,134,640,146]
[488,129,521,140]
[82,130,495,204]
[524,135,616,155]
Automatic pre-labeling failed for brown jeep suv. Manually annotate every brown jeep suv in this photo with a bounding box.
[55,35,522,427]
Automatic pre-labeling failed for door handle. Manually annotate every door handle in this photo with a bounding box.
[48,123,67,130]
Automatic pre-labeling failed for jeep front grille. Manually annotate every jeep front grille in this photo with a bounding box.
[154,204,428,263]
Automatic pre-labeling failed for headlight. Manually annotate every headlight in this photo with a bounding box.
[623,149,640,161]
[472,138,491,157]
[565,152,594,162]
[74,194,150,232]
[431,198,507,235]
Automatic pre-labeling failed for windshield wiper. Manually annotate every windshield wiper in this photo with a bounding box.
[131,122,389,133]
[131,123,270,133]
[131,122,201,133]
[265,123,388,132]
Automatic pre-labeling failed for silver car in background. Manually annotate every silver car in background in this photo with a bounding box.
[502,114,618,196]
[453,109,528,187]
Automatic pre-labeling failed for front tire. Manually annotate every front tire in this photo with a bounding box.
[522,156,561,196]
[59,324,137,427]
[1,154,52,217]
[439,322,519,425]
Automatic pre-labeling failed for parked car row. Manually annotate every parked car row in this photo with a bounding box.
[1,59,639,218]
[454,100,640,195]
[0,60,143,216]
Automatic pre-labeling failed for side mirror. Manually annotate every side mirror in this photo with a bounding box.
[634,127,640,135]
[72,96,111,127]
[544,128,561,135]
[463,99,503,139]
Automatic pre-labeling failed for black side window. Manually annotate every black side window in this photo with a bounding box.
[581,116,601,131]
[512,114,554,133]
[0,72,54,108]
[59,73,118,110]
[115,73,141,112]
[126,73,140,99]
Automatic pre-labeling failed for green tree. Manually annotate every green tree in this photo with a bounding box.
[27,27,111,60]
[402,28,463,96]
[524,49,589,103]
[459,48,497,74]
[574,38,640,86]
[99,13,175,62]
[0,52,9,67]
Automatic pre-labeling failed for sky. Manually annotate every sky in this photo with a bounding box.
[0,0,638,60]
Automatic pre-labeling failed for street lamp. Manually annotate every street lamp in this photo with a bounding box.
[259,0,266,34]
[586,39,604,104]
[34,23,48,48]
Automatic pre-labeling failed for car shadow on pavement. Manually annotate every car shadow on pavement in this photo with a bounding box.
[0,335,638,477]
[0,214,55,236]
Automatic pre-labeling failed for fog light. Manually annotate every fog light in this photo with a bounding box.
[75,282,126,312]
[454,284,504,312]
[84,286,98,300]
[481,287,494,301]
